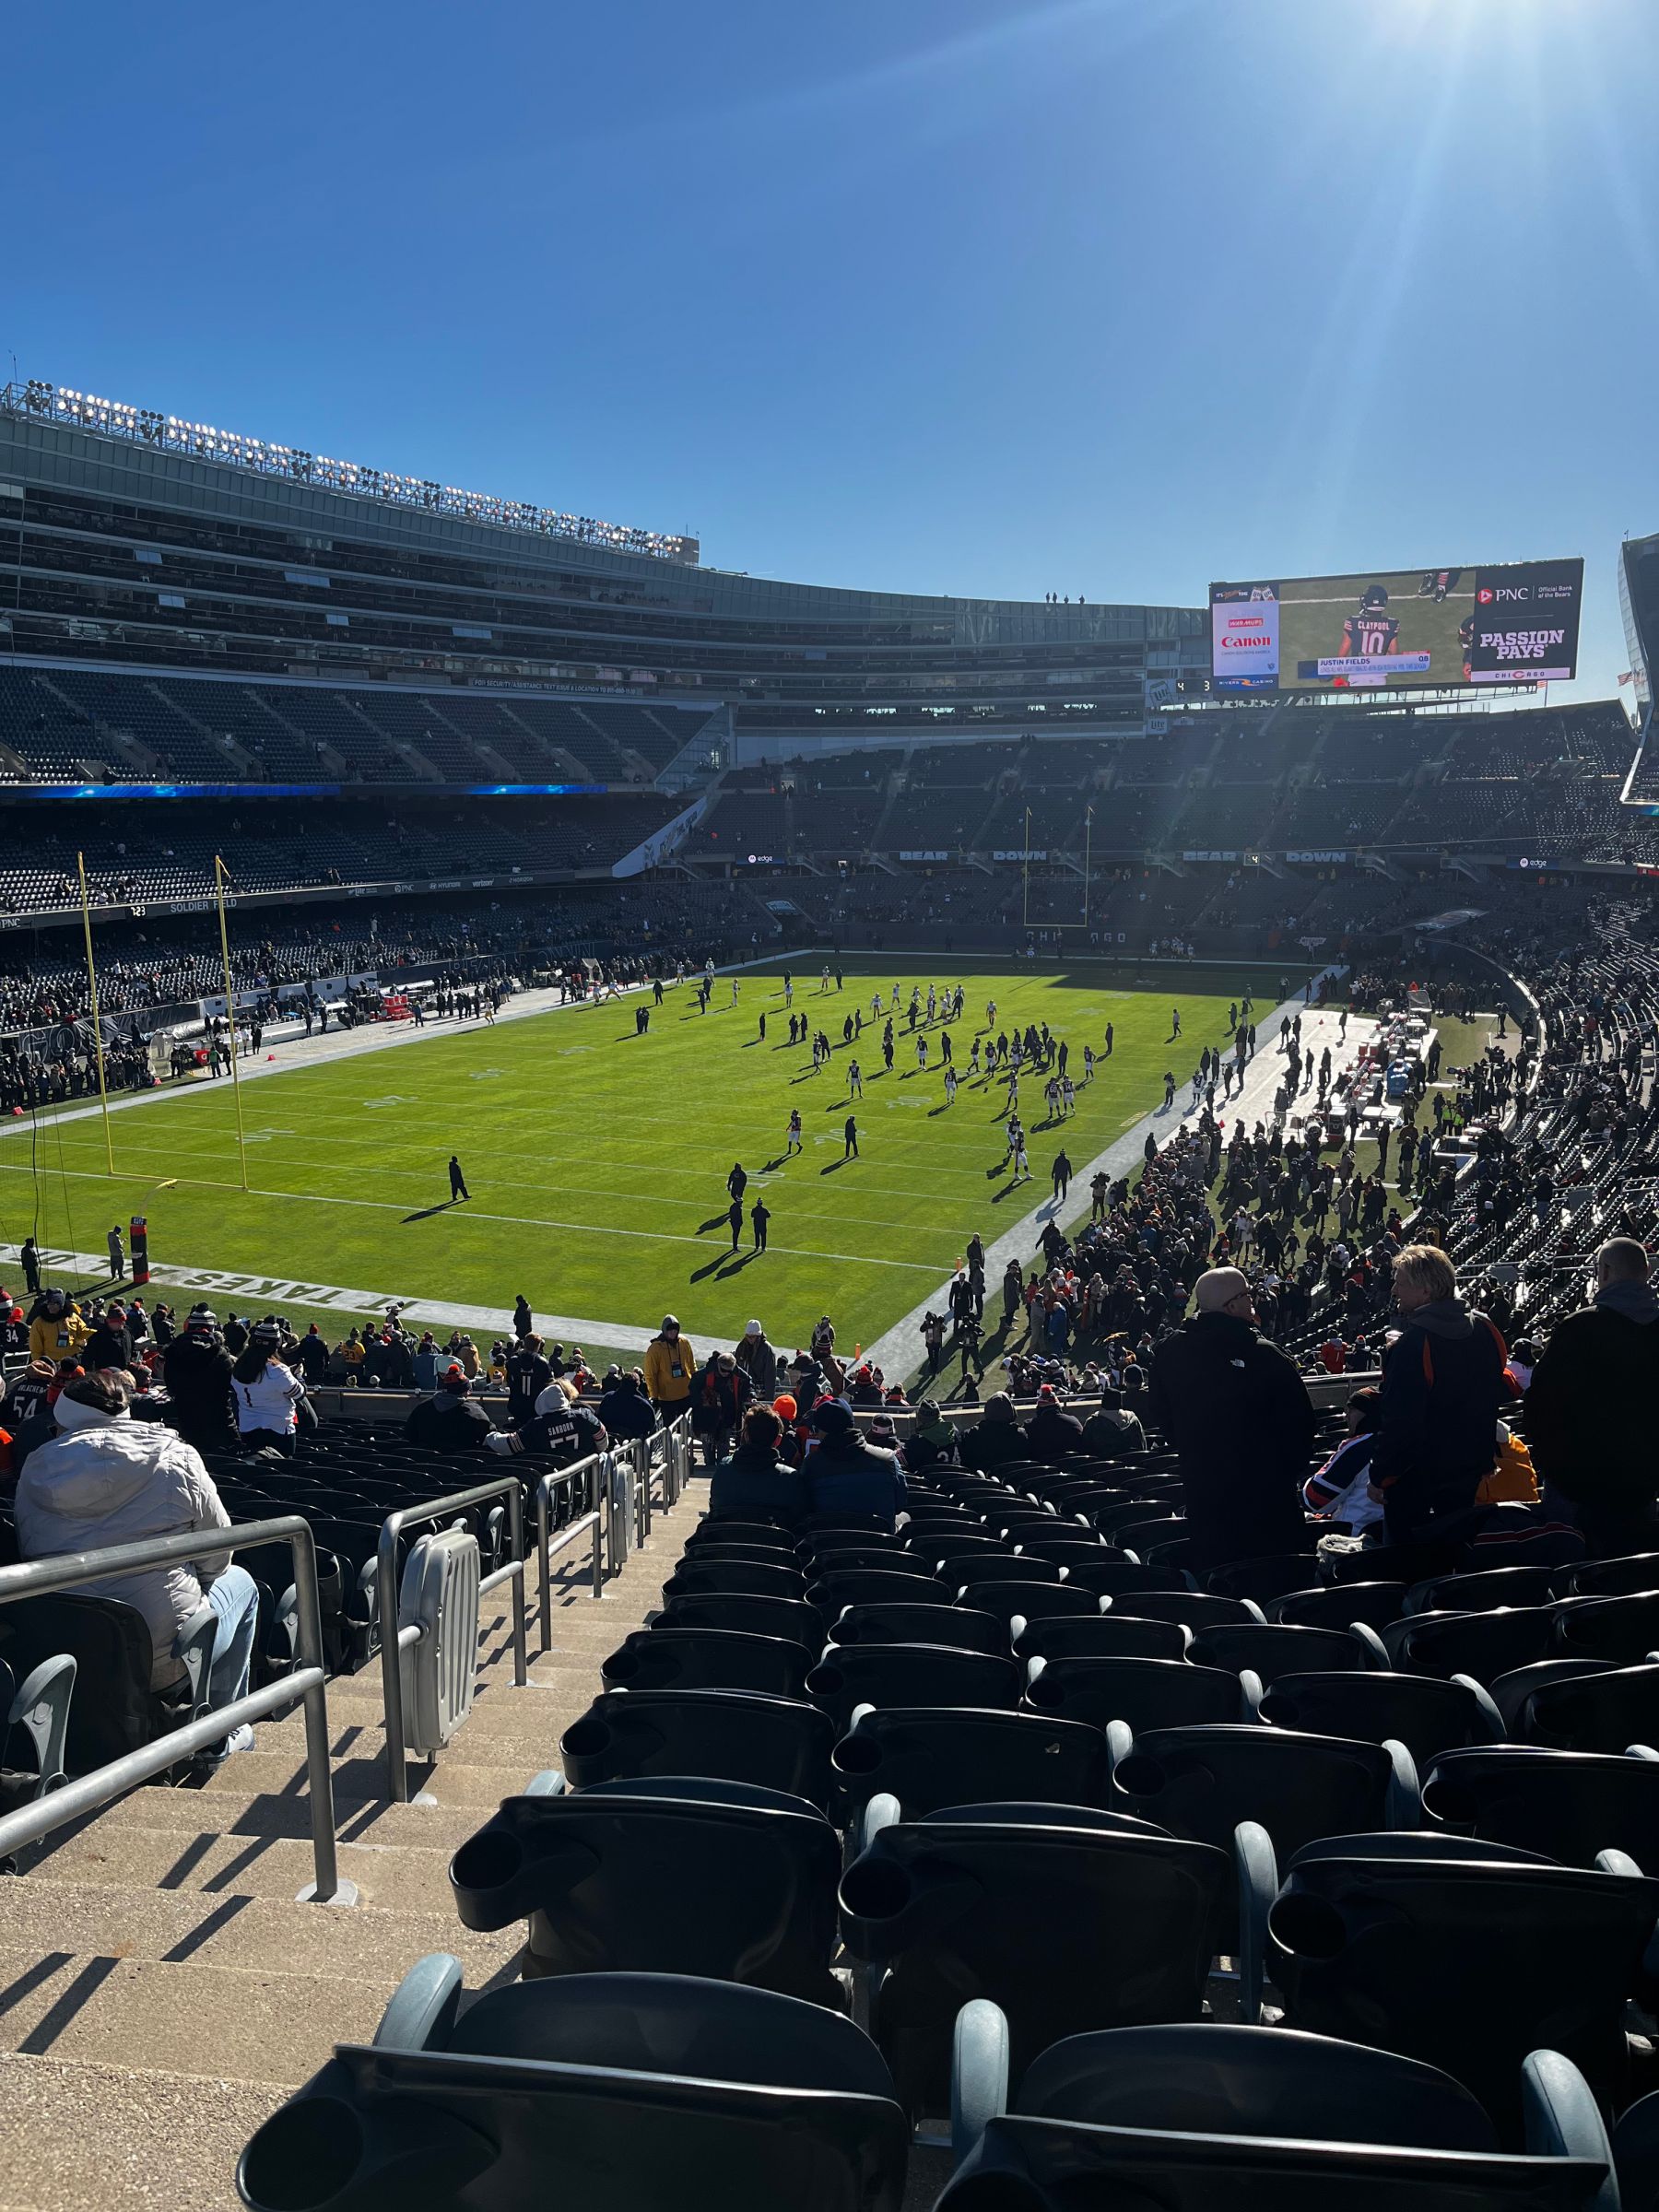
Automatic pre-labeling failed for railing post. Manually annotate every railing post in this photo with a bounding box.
[535,1475,554,1654]
[506,1484,528,1689]
[592,1509,604,1597]
[290,1524,350,1905]
[376,1513,409,1806]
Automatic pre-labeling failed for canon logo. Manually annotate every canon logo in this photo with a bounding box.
[1218,634,1263,649]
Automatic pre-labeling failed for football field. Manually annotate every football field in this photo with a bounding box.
[0,962,1296,1366]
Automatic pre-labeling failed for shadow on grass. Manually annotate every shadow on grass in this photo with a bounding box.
[403,1198,465,1223]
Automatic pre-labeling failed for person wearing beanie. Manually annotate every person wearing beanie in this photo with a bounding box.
[734,1318,778,1402]
[805,1400,906,1529]
[959,1391,1028,1473]
[597,1367,658,1444]
[29,1288,87,1369]
[644,1315,697,1420]
[1080,1382,1147,1461]
[16,1371,258,1753]
[403,1366,498,1453]
[906,1398,959,1474]
[162,1306,240,1456]
[709,1404,808,1526]
[1024,1382,1086,1460]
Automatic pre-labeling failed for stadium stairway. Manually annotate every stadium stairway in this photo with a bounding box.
[0,1482,703,2212]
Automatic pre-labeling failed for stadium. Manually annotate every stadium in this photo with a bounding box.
[5,178,1659,2212]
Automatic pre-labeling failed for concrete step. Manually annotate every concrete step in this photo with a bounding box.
[28,1822,460,1914]
[0,1881,518,1983]
[0,2053,283,2212]
[248,1709,569,1775]
[205,1748,524,1809]
[0,1948,393,2088]
[87,1785,482,1857]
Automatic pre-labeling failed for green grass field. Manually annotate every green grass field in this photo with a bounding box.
[2,962,1295,1360]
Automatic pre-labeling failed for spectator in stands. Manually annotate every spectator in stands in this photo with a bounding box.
[709,1404,808,1526]
[644,1315,697,1422]
[1148,1266,1316,1572]
[1301,1387,1384,1533]
[905,1398,959,1474]
[1079,1382,1147,1459]
[512,1294,533,1340]
[691,1350,751,1466]
[230,1321,306,1453]
[806,1400,907,1529]
[2,1359,59,1472]
[84,1301,133,1375]
[1371,1245,1507,1546]
[1025,1382,1085,1458]
[412,1332,440,1391]
[15,1371,258,1755]
[405,1367,496,1453]
[960,1391,1029,1471]
[29,1288,86,1367]
[506,1332,552,1425]
[295,1324,331,1388]
[1526,1236,1659,1556]
[162,1306,239,1455]
[597,1368,658,1444]
[511,1375,606,1464]
[734,1318,779,1402]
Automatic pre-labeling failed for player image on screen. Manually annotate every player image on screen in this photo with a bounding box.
[1338,584,1403,663]
[1459,613,1474,683]
[1417,569,1463,603]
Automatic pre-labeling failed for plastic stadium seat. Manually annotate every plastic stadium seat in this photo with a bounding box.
[1187,1623,1371,1687]
[1024,1656,1241,1735]
[678,1543,806,1573]
[1060,1558,1193,1599]
[238,1967,909,2212]
[1406,1566,1563,1617]
[1258,1670,1505,1766]
[662,1559,806,1602]
[839,1804,1229,2115]
[804,1545,910,1576]
[688,1521,798,1553]
[560,1688,836,1809]
[1108,1591,1265,1631]
[450,1777,841,2000]
[0,1653,76,1813]
[902,1534,1008,1571]
[805,1643,1019,1730]
[942,2017,1615,2212]
[1110,1724,1418,1869]
[1206,1555,1322,1607]
[951,1556,1065,1590]
[1011,1537,1118,1570]
[833,1707,1110,1819]
[806,1569,947,1615]
[1383,1606,1559,1686]
[1423,1746,1659,1868]
[600,1627,815,1700]
[1550,1592,1659,1665]
[1513,1663,1659,1753]
[1011,1614,1189,1665]
[660,1593,823,1647]
[1251,1836,1659,2137]
[0,1593,215,1773]
[963,1582,1104,1630]
[1615,2083,1659,2211]
[825,1603,1004,1655]
[1272,1583,1407,1634]
[1565,1554,1659,1601]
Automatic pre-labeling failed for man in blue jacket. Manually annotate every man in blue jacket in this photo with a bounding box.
[806,1401,906,1529]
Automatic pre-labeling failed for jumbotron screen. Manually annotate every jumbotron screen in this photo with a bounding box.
[1209,559,1584,691]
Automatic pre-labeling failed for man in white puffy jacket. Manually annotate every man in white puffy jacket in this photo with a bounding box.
[15,1372,258,1752]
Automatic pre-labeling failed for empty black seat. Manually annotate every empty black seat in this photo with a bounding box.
[969,1582,1104,1630]
[1515,1663,1659,1754]
[661,1559,806,1603]
[942,2016,1614,2212]
[806,1644,1019,1730]
[1061,1559,1193,1599]
[833,1706,1109,1819]
[1024,1656,1241,1734]
[1108,1591,1265,1631]
[1111,1724,1415,1868]
[1013,1614,1188,1665]
[559,1688,836,1809]
[238,1967,909,2212]
[1260,1670,1504,1765]
[1423,1746,1659,1867]
[601,1627,813,1700]
[1406,1567,1563,1617]
[825,1603,1003,1655]
[660,1593,823,1647]
[1551,1592,1659,1665]
[1273,1583,1407,1633]
[1565,1555,1659,1601]
[1385,1606,1558,1687]
[806,1570,947,1616]
[1189,1622,1370,1688]
[1206,1555,1321,1607]
[840,1805,1229,2116]
[450,1778,841,2001]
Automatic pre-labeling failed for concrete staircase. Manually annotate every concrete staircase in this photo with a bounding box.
[0,1486,702,2212]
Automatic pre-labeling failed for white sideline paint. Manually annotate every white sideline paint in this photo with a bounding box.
[0,1241,656,1353]
[859,994,1377,1388]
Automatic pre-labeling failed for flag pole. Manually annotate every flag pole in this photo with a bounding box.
[1082,804,1093,927]
[76,853,116,1176]
[214,854,250,1193]
[1021,806,1032,933]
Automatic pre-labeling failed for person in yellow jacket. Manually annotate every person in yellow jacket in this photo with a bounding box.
[643,1314,697,1418]
[29,1288,88,1368]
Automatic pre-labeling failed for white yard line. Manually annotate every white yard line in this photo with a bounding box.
[860,995,1376,1386]
[0,1241,657,1352]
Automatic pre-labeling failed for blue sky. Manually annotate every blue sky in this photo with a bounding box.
[7,0,1655,700]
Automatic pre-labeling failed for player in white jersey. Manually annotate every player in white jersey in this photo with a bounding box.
[848,1060,864,1097]
[944,1066,959,1105]
[916,1034,929,1070]
[785,1109,803,1155]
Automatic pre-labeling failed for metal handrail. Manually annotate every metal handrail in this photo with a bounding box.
[534,1454,606,1648]
[0,1515,350,1904]
[378,1477,528,1804]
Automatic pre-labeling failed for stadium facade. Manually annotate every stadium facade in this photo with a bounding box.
[0,380,1206,767]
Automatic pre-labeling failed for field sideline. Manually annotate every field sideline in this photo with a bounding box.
[0,961,1299,1362]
